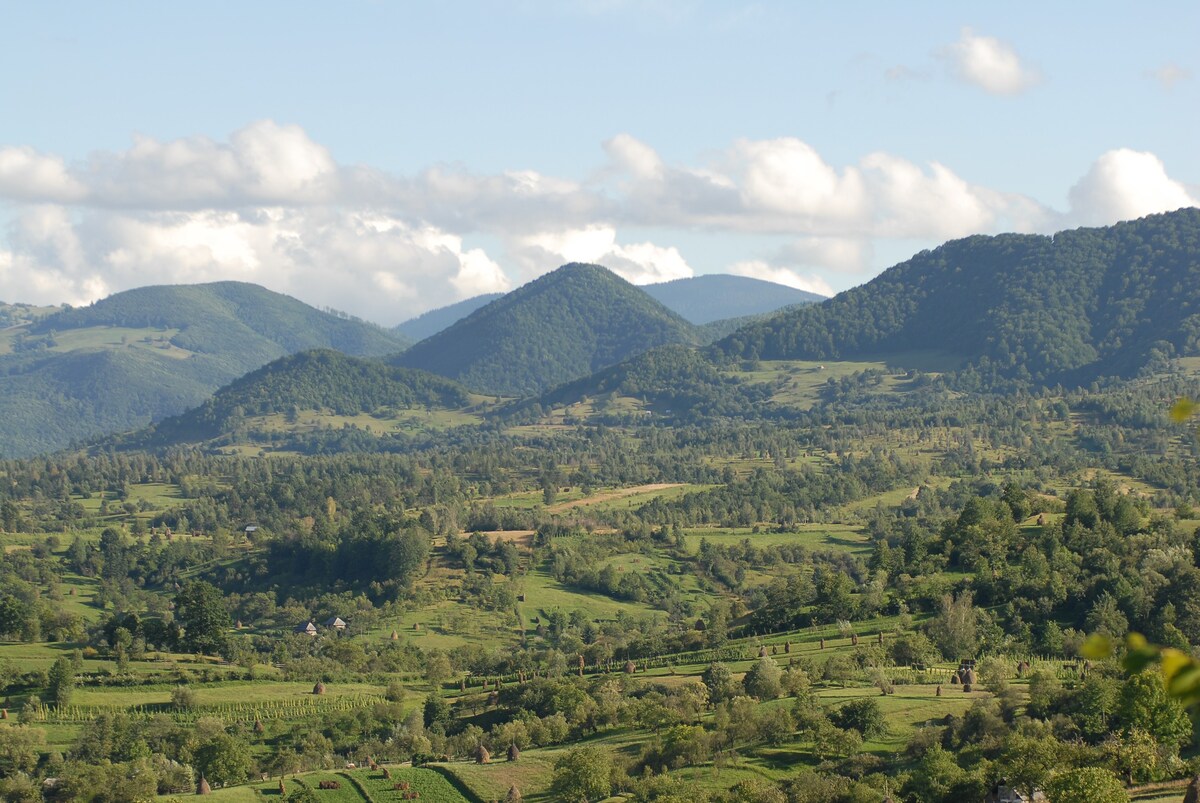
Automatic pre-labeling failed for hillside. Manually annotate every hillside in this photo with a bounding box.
[717,209,1200,385]
[394,263,700,395]
[130,349,473,448]
[393,293,504,341]
[644,274,824,324]
[0,282,409,457]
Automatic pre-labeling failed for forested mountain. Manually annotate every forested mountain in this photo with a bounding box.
[716,209,1200,385]
[130,349,471,447]
[644,274,824,324]
[0,282,409,457]
[393,293,504,341]
[395,263,700,395]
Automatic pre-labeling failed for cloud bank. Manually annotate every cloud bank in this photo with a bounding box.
[0,121,1195,323]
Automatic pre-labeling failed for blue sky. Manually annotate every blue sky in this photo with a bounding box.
[0,1,1196,324]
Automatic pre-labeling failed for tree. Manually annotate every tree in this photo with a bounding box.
[193,733,252,787]
[999,732,1060,801]
[927,592,978,660]
[1045,767,1129,803]
[701,662,738,704]
[48,656,75,708]
[174,581,229,655]
[551,745,612,802]
[423,693,450,729]
[1117,670,1192,752]
[830,698,887,739]
[742,656,783,700]
[0,725,45,776]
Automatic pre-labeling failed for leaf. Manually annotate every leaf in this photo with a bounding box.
[1170,397,1197,423]
[1080,633,1114,660]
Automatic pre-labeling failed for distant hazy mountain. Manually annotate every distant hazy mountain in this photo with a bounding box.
[716,209,1200,385]
[394,263,699,395]
[643,274,824,324]
[0,281,409,457]
[394,294,505,341]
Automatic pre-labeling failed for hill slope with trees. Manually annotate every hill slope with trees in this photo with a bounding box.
[716,209,1200,385]
[0,282,409,457]
[393,293,504,341]
[394,263,700,395]
[132,349,471,446]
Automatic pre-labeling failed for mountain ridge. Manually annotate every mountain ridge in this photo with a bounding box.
[393,263,700,395]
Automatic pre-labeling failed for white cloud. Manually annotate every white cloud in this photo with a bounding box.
[1146,62,1192,90]
[0,147,87,202]
[729,260,833,297]
[776,236,871,275]
[0,122,1196,321]
[0,206,510,325]
[943,28,1041,95]
[512,226,693,285]
[1067,148,1198,226]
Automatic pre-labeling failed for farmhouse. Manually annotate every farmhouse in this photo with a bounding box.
[293,621,318,636]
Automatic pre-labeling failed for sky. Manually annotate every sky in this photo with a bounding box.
[0,1,1197,326]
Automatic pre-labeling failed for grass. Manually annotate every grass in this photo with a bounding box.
[354,766,469,802]
[441,753,557,802]
[682,524,870,556]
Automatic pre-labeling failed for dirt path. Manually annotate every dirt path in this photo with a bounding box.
[547,483,685,513]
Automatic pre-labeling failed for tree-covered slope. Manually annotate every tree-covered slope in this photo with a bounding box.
[0,282,409,457]
[644,274,824,324]
[514,343,773,424]
[394,263,700,395]
[128,349,472,447]
[33,281,404,361]
[394,293,504,341]
[716,209,1200,384]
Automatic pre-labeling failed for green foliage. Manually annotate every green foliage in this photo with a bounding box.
[141,349,470,447]
[1045,767,1129,803]
[551,745,613,802]
[0,281,406,457]
[395,293,504,340]
[174,581,230,655]
[717,208,1200,387]
[830,698,887,740]
[741,656,783,700]
[398,263,700,395]
[48,655,75,707]
[193,733,252,788]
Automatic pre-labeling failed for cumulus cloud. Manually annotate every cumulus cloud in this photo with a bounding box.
[1067,148,1198,226]
[0,121,1195,320]
[604,134,1048,240]
[511,226,693,285]
[942,28,1041,95]
[728,260,834,297]
[0,206,509,325]
[776,237,872,275]
[0,148,87,202]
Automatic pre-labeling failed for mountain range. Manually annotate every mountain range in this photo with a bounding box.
[393,263,702,396]
[716,208,1200,385]
[4,209,1199,457]
[0,282,408,457]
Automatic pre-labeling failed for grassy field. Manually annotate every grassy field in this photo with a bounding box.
[682,524,870,556]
